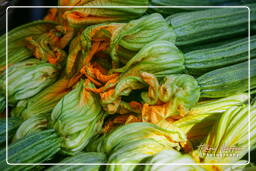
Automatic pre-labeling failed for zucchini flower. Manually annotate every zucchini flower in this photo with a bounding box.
[110,13,176,65]
[25,25,74,65]
[65,34,85,77]
[103,123,185,170]
[46,152,106,171]
[50,80,105,154]
[98,40,185,114]
[107,139,173,171]
[143,150,205,171]
[172,93,249,146]
[0,59,58,106]
[97,122,186,155]
[111,40,185,77]
[0,20,57,71]
[141,74,200,122]
[61,0,149,27]
[200,104,256,163]
[12,114,48,142]
[11,75,80,119]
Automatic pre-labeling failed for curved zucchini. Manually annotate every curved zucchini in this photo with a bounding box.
[0,129,60,171]
[185,36,256,75]
[197,59,256,98]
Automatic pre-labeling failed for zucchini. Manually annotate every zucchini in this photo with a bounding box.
[180,36,242,53]
[46,152,106,171]
[197,59,256,98]
[185,36,256,76]
[0,129,60,171]
[0,94,5,114]
[0,117,22,147]
[166,5,256,47]
[149,0,241,16]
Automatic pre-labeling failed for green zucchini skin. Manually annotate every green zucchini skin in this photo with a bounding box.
[185,36,256,76]
[197,59,256,98]
[0,129,60,171]
[166,5,255,47]
[0,117,22,147]
[0,94,5,114]
[46,152,106,171]
[149,0,241,16]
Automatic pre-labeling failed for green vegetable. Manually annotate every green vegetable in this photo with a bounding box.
[46,152,106,171]
[0,129,60,171]
[0,117,22,146]
[166,6,255,47]
[0,94,5,113]
[185,36,256,76]
[0,59,59,105]
[198,59,256,98]
[0,20,57,70]
[50,80,104,154]
[149,0,241,15]
[12,114,48,142]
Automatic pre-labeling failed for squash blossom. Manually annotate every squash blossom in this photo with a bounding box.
[50,80,105,154]
[0,59,58,105]
[143,150,205,171]
[172,93,249,146]
[90,122,186,155]
[141,74,200,122]
[201,103,256,163]
[109,13,176,65]
[12,114,48,142]
[61,0,149,27]
[0,20,57,71]
[11,75,80,119]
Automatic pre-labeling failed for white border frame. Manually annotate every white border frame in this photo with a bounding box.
[5,5,251,166]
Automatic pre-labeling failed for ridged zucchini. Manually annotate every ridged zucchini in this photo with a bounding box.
[185,36,256,75]
[0,94,5,114]
[46,152,106,171]
[0,117,22,146]
[0,129,60,171]
[197,59,256,98]
[166,5,256,46]
[149,0,241,15]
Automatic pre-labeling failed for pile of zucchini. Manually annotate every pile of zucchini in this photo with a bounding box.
[0,0,256,170]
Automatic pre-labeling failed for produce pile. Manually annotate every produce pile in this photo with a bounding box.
[0,0,256,170]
